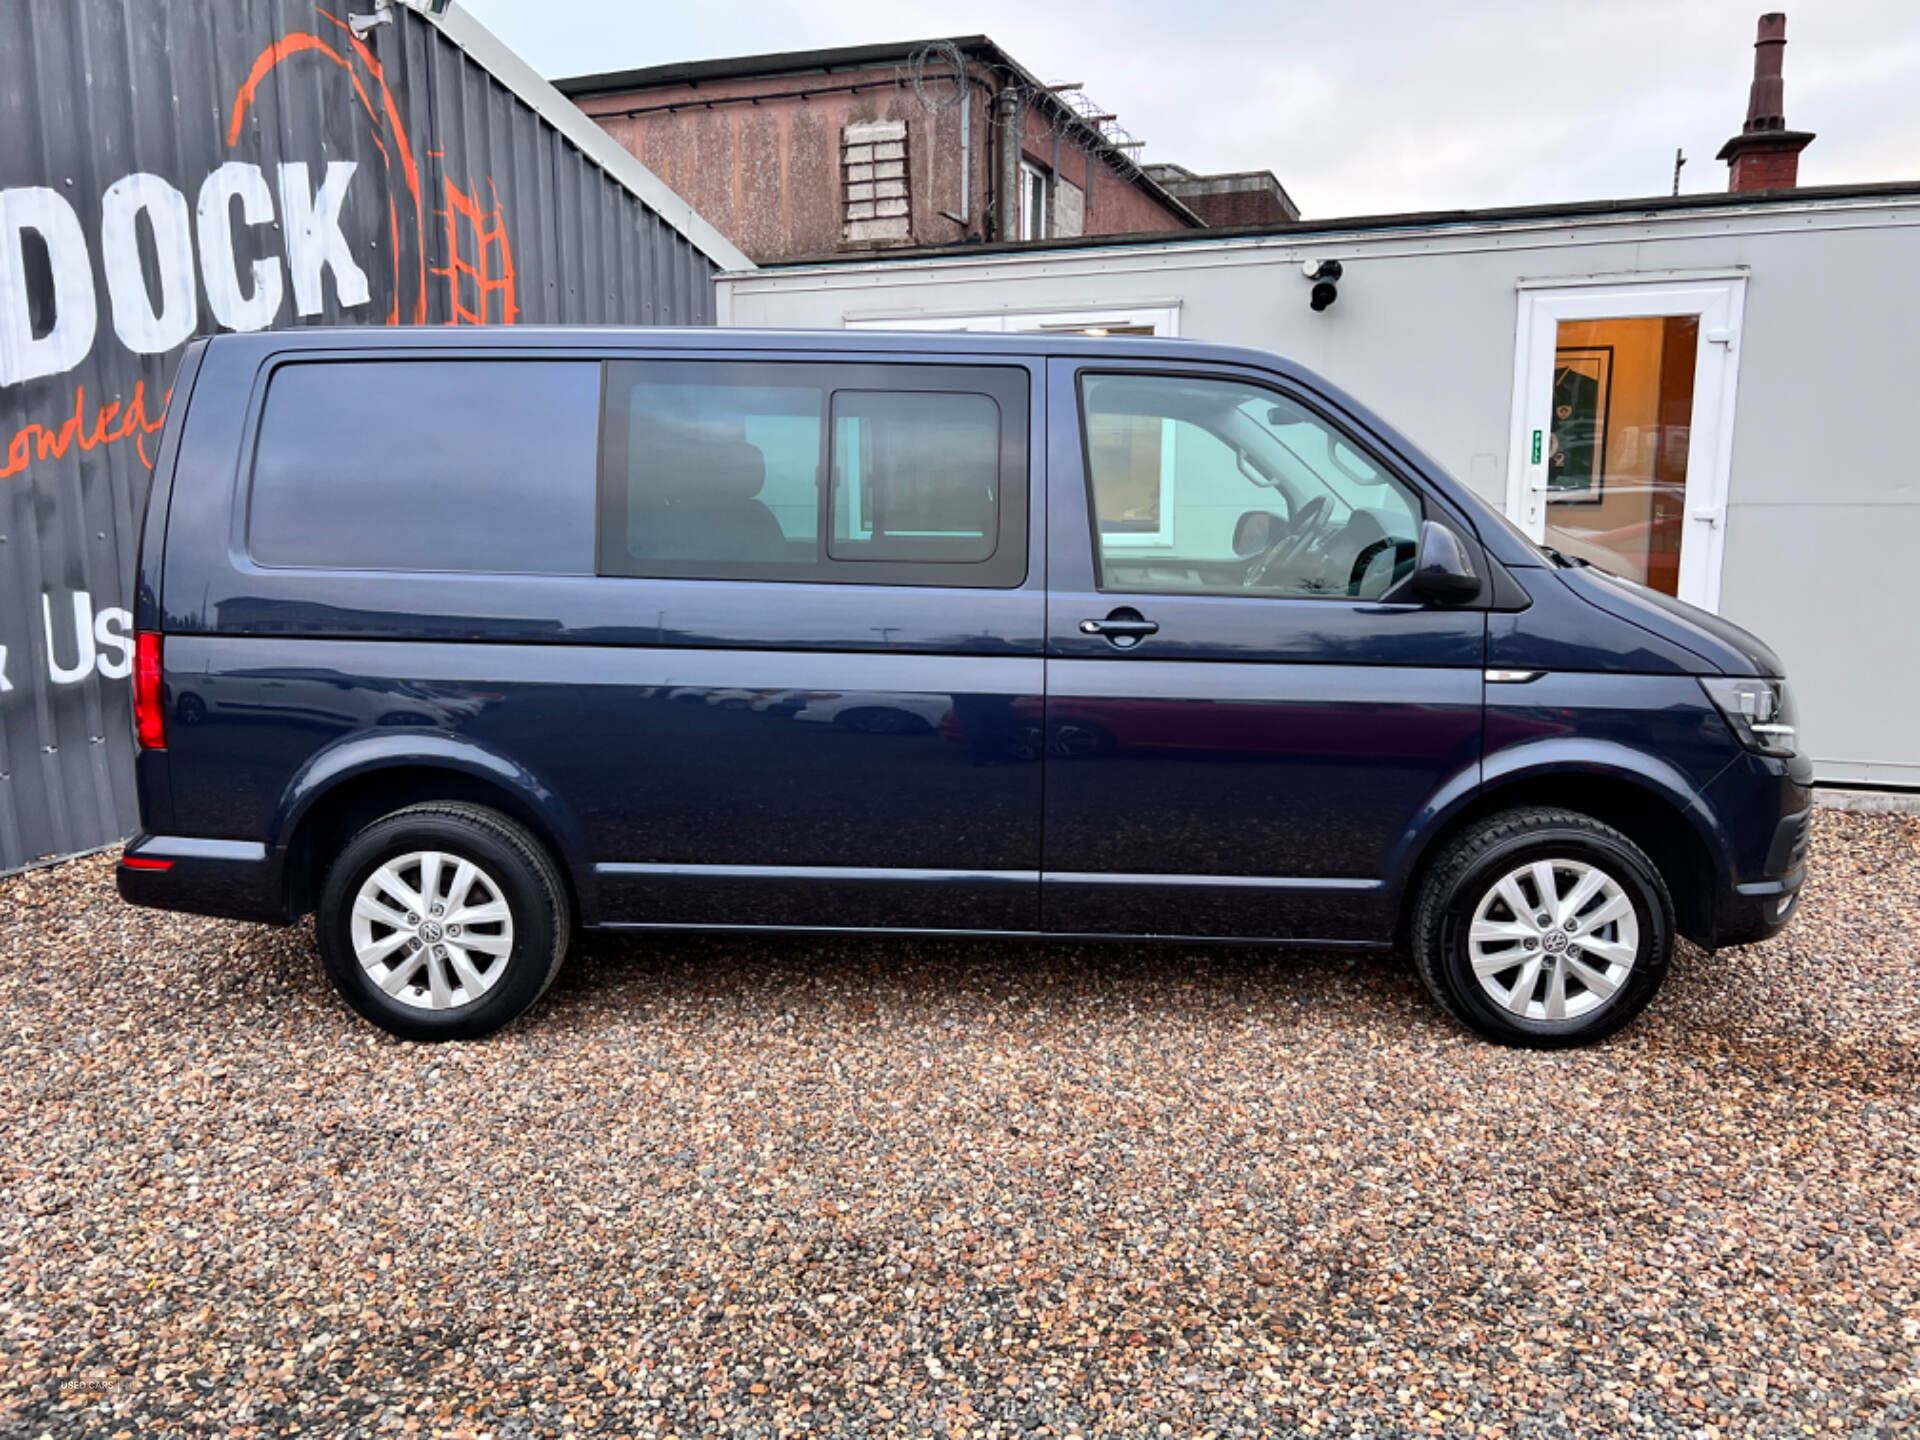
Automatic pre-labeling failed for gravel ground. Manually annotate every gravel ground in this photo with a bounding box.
[2,810,1916,1439]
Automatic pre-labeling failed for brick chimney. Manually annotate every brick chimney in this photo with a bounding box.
[1717,13,1814,192]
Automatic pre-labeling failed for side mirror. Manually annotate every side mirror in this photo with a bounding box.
[1408,520,1482,604]
[1232,509,1286,557]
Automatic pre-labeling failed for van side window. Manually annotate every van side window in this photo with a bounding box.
[829,391,1000,563]
[599,360,1028,587]
[248,361,600,575]
[1079,372,1423,601]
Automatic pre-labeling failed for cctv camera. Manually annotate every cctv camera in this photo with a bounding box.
[1303,258,1343,310]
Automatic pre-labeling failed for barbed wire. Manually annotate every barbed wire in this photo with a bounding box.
[903,40,967,114]
[895,43,1157,190]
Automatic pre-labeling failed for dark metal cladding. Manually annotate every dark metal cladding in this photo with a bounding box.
[0,0,722,872]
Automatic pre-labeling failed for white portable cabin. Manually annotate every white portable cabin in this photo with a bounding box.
[718,183,1920,789]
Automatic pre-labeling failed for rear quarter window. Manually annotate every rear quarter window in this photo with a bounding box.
[247,360,601,574]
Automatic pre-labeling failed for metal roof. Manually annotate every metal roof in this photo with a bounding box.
[436,3,752,271]
[554,36,1008,96]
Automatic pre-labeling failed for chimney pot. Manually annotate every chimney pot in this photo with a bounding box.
[1718,12,1813,192]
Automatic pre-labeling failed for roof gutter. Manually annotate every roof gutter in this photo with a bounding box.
[736,179,1920,272]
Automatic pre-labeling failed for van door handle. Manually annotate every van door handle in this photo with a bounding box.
[1079,609,1159,647]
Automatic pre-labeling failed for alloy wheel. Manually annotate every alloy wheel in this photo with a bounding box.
[1467,858,1640,1023]
[349,850,516,1011]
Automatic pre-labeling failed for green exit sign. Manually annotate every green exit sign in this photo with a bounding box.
[1531,429,1543,464]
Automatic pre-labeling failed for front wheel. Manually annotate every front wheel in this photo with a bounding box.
[316,802,571,1041]
[1410,808,1674,1048]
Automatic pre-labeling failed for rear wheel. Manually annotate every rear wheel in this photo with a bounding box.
[1411,807,1673,1047]
[317,802,571,1041]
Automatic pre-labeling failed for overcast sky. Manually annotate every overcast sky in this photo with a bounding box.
[460,0,1919,218]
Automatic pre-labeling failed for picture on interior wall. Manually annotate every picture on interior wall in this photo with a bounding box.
[1548,346,1613,503]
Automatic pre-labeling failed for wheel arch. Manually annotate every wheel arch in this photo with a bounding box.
[276,735,585,922]
[1391,746,1731,949]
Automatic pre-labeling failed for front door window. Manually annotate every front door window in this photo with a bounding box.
[1079,372,1423,600]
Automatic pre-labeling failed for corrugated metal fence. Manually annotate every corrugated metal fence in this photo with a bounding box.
[0,0,728,872]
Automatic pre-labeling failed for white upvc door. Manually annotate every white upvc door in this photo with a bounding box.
[1506,276,1746,612]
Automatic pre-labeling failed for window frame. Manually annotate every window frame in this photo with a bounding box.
[1019,160,1051,241]
[597,358,1031,589]
[1073,366,1431,603]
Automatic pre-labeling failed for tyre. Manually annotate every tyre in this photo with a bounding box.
[1410,807,1673,1048]
[316,802,571,1042]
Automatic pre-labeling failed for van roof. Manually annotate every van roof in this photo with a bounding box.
[204,324,1289,372]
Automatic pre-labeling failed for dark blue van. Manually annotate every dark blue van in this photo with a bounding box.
[119,328,1810,1046]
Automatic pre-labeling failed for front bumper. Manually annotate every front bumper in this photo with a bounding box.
[116,834,292,924]
[1703,753,1814,948]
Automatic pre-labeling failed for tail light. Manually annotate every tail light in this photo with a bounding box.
[134,632,166,750]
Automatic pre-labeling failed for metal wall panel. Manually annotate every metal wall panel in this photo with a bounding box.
[0,0,722,871]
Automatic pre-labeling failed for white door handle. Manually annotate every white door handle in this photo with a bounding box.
[1691,506,1724,528]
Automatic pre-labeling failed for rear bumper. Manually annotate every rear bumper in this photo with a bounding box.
[116,834,292,924]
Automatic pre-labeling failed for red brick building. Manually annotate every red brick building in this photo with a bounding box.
[555,37,1208,262]
[1143,165,1299,228]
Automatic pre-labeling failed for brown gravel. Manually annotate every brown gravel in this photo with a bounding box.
[2,809,1916,1439]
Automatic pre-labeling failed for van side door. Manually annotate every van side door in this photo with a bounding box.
[586,353,1046,931]
[1040,358,1486,942]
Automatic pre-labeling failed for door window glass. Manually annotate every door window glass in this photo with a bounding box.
[1079,373,1423,599]
[599,360,1029,586]
[1544,315,1697,596]
[829,391,1000,563]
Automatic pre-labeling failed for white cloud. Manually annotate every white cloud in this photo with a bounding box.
[463,0,1920,217]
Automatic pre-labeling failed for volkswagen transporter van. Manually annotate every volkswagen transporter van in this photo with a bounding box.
[118,328,1811,1047]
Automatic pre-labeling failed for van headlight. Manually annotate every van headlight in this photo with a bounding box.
[1701,676,1798,758]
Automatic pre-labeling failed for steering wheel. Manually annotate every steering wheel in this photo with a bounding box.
[1243,493,1329,589]
[1347,535,1416,597]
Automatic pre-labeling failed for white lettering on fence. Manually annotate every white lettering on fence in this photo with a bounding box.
[198,162,285,332]
[100,173,200,355]
[277,161,370,317]
[0,160,372,391]
[34,591,133,688]
[0,187,99,387]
